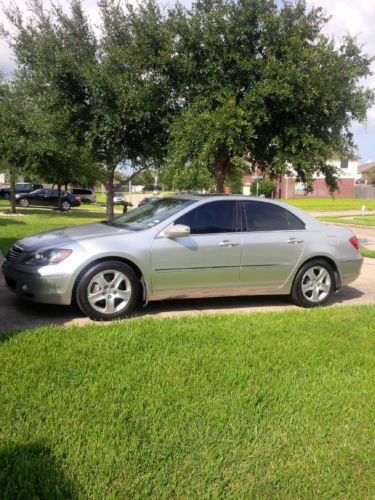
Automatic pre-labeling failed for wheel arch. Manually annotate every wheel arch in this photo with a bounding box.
[71,256,148,305]
[294,255,341,291]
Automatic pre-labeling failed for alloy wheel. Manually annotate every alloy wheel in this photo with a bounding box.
[87,270,132,315]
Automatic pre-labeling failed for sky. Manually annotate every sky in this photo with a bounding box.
[0,0,374,165]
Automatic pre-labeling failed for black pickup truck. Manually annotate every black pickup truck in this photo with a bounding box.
[0,182,43,199]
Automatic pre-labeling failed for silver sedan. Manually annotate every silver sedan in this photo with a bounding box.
[2,195,363,320]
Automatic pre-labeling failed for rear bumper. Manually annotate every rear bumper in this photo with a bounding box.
[339,257,363,286]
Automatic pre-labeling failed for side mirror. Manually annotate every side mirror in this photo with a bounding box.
[164,224,190,239]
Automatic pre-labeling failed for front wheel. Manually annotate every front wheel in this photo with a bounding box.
[76,261,140,321]
[19,197,29,208]
[291,260,335,308]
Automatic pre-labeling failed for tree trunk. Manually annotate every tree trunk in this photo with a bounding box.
[215,158,227,193]
[9,169,17,214]
[106,166,115,221]
[57,183,62,211]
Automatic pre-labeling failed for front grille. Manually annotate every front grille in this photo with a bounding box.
[6,245,24,262]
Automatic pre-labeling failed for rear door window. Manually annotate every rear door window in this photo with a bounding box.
[241,201,305,231]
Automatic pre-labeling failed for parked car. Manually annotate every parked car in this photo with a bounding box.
[113,192,126,205]
[0,183,43,199]
[69,188,96,204]
[15,188,81,211]
[3,195,362,321]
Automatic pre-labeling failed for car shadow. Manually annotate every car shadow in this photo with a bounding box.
[0,284,366,338]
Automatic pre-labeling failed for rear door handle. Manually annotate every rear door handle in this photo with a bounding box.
[219,240,239,247]
[287,238,303,244]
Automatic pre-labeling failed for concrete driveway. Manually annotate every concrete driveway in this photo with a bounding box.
[1,254,374,333]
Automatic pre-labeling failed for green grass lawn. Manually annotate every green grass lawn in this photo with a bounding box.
[1,307,374,498]
[0,208,106,254]
[318,214,375,226]
[282,197,375,211]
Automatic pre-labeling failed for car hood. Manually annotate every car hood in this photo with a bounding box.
[16,222,130,252]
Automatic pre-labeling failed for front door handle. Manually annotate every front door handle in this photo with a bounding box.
[287,238,303,244]
[219,240,239,247]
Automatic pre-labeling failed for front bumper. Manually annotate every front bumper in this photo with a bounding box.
[2,261,72,305]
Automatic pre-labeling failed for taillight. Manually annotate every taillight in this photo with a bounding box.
[75,196,81,201]
[349,236,360,251]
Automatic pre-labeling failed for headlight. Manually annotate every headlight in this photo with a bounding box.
[23,249,72,266]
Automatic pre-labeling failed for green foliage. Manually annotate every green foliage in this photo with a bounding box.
[250,178,276,197]
[2,0,172,219]
[2,0,374,207]
[0,81,32,213]
[1,307,375,497]
[165,0,374,192]
[131,169,155,187]
[160,161,214,191]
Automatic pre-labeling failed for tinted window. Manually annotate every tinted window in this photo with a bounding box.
[176,200,238,234]
[242,201,305,231]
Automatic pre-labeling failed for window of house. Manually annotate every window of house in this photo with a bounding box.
[175,200,238,234]
[241,201,305,231]
[340,159,349,169]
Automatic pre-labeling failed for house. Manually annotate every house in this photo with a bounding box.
[242,158,358,198]
[357,161,375,185]
[0,171,25,186]
[0,172,9,184]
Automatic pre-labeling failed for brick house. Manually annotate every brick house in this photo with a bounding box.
[242,158,358,198]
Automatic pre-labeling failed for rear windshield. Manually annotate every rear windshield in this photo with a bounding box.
[108,198,195,230]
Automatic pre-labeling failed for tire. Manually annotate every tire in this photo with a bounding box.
[61,200,71,211]
[291,259,335,308]
[76,261,140,321]
[19,197,29,208]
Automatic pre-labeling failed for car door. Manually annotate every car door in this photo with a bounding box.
[29,188,48,206]
[45,189,60,206]
[151,200,242,297]
[238,200,306,291]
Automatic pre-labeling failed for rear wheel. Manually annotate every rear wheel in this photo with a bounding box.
[76,261,140,321]
[291,260,335,308]
[19,197,29,208]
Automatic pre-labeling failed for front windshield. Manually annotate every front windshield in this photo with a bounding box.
[110,197,195,230]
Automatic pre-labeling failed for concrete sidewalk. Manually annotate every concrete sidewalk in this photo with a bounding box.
[1,254,374,333]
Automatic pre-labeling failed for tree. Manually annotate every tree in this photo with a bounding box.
[250,178,276,197]
[92,0,175,218]
[165,0,374,193]
[2,0,99,209]
[0,80,31,213]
